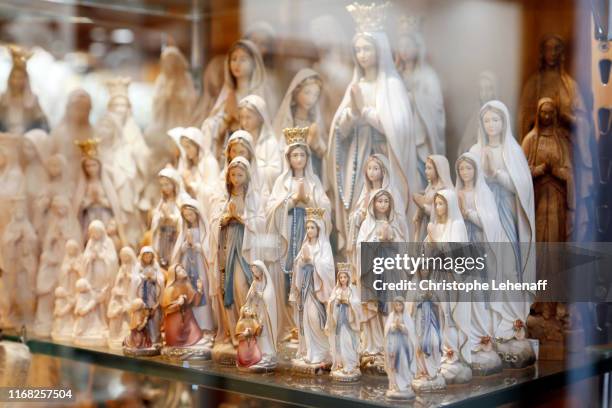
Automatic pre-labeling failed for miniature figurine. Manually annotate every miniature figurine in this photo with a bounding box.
[273,69,326,178]
[326,264,362,382]
[395,15,446,181]
[0,45,48,134]
[236,261,277,372]
[33,195,81,337]
[151,167,184,269]
[384,298,417,400]
[22,129,50,234]
[289,208,334,373]
[412,155,452,242]
[470,100,536,368]
[51,286,74,342]
[266,127,331,343]
[107,247,137,349]
[210,156,265,365]
[161,264,211,360]
[329,2,419,257]
[202,39,268,161]
[237,95,282,192]
[73,278,108,347]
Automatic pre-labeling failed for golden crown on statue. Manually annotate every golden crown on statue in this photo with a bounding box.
[336,262,352,274]
[75,138,101,159]
[305,207,325,221]
[347,2,389,33]
[283,127,308,146]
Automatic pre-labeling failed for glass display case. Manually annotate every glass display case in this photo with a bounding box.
[0,0,610,407]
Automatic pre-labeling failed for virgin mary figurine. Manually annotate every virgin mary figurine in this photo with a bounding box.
[201,39,267,161]
[347,154,407,267]
[266,127,331,344]
[236,260,278,372]
[273,69,326,178]
[161,264,211,360]
[171,197,215,342]
[424,189,472,385]
[81,220,118,310]
[289,208,335,373]
[356,189,408,372]
[237,95,282,192]
[107,247,136,349]
[412,154,453,242]
[328,2,419,257]
[210,156,265,364]
[326,263,362,382]
[455,152,505,375]
[384,298,418,400]
[469,100,536,368]
[151,167,185,269]
[395,15,446,178]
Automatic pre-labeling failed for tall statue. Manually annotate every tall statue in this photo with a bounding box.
[395,15,446,183]
[328,2,419,256]
[519,35,593,240]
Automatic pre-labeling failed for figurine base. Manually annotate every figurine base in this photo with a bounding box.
[74,336,107,348]
[212,343,237,366]
[385,388,415,400]
[471,349,503,376]
[51,333,73,343]
[107,338,126,351]
[237,362,277,373]
[290,358,331,376]
[440,360,472,384]
[162,344,212,360]
[330,368,361,383]
[496,339,536,369]
[123,344,161,357]
[412,374,446,392]
[360,353,386,375]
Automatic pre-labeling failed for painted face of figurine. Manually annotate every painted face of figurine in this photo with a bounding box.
[294,81,321,112]
[424,159,438,183]
[159,177,175,197]
[47,156,63,178]
[120,248,134,265]
[543,37,563,68]
[397,35,418,63]
[180,137,199,161]
[142,252,154,266]
[250,264,263,280]
[434,195,448,220]
[21,139,37,161]
[338,271,349,287]
[289,146,307,172]
[83,158,101,178]
[90,224,104,241]
[482,110,504,139]
[9,69,26,94]
[228,141,251,161]
[354,36,377,72]
[176,265,188,280]
[228,166,247,188]
[538,102,556,127]
[374,193,391,217]
[305,220,319,240]
[458,159,475,185]
[393,301,404,314]
[366,159,383,183]
[239,107,262,135]
[108,97,130,124]
[181,207,198,225]
[230,46,254,81]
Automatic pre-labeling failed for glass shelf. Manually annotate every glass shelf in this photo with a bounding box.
[2,331,611,408]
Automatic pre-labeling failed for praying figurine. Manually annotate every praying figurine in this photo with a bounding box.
[151,167,184,269]
[326,263,362,382]
[236,261,277,372]
[107,247,137,350]
[51,286,74,342]
[73,278,107,347]
[161,264,211,360]
[384,298,417,400]
[329,2,419,258]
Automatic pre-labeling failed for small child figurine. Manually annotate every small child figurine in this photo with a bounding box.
[51,286,75,342]
[123,298,157,356]
[73,278,108,347]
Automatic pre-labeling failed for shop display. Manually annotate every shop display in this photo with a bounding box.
[0,0,606,405]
